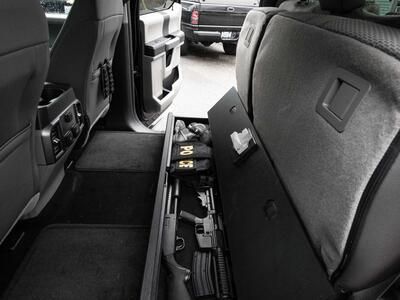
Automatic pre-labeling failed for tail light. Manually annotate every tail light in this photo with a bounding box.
[191,9,199,25]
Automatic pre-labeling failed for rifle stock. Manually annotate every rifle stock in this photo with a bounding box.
[164,254,191,300]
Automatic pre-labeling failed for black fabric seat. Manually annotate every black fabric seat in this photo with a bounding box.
[47,0,123,142]
[0,0,49,243]
[236,0,400,296]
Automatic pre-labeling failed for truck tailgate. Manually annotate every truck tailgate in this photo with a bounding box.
[198,3,256,27]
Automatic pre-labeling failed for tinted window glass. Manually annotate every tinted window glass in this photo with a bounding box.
[139,0,175,15]
[40,0,74,15]
[366,0,400,16]
[40,0,75,47]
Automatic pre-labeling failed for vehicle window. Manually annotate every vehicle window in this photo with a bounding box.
[40,0,74,15]
[40,0,75,47]
[139,0,175,15]
[366,0,400,16]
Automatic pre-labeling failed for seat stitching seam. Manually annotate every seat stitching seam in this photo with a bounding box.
[278,13,400,61]
[0,124,31,161]
[0,41,48,59]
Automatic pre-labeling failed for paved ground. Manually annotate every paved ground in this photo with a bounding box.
[151,43,236,131]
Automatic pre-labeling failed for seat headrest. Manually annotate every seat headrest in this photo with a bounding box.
[319,0,365,13]
[279,0,319,13]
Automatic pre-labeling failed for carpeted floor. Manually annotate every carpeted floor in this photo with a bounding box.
[0,130,165,297]
[75,131,164,172]
[40,171,159,226]
[3,225,149,300]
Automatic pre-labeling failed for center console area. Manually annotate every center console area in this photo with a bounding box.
[36,83,83,165]
[26,83,84,218]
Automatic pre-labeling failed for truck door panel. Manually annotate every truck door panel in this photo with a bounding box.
[139,3,184,114]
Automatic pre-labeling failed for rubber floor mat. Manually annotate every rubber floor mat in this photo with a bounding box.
[3,224,149,300]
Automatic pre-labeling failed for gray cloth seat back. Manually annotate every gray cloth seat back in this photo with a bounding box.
[251,12,400,293]
[0,0,49,243]
[236,1,320,117]
[47,0,123,131]
[236,8,283,116]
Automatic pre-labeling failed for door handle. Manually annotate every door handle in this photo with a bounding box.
[165,36,181,51]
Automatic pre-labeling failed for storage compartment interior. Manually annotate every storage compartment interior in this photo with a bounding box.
[142,114,236,300]
[142,89,336,300]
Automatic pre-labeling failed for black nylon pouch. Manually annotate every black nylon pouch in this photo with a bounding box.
[169,158,212,175]
[171,142,212,162]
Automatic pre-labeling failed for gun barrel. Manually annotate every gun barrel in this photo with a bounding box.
[208,188,216,212]
[163,186,175,257]
[173,178,180,199]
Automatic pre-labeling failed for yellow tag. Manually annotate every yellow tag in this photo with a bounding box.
[179,145,194,156]
[178,160,194,168]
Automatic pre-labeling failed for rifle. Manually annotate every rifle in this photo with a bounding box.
[180,188,233,299]
[163,179,192,300]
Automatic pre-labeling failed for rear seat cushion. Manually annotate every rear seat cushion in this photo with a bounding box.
[252,12,400,290]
